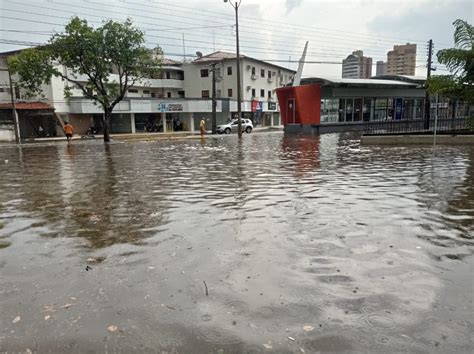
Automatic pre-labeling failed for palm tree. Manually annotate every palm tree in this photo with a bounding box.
[428,19,474,100]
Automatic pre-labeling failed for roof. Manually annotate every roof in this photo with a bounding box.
[193,51,296,73]
[371,74,426,84]
[300,76,420,87]
[162,58,182,66]
[0,102,54,110]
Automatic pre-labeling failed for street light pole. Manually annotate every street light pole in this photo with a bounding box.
[225,0,242,139]
[7,68,21,144]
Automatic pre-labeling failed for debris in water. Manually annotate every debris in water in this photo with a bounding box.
[263,342,273,349]
[147,266,155,270]
[303,325,314,332]
[44,315,51,321]
[85,265,92,271]
[4,160,8,164]
[203,280,209,296]
[107,325,118,332]
[288,336,296,341]
[170,252,176,257]
[86,256,106,264]
[12,316,21,324]
[61,303,72,309]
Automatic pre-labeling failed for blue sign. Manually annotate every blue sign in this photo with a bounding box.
[395,98,403,120]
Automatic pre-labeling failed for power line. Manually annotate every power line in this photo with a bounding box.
[5,1,438,55]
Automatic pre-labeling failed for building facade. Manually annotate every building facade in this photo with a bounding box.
[386,43,417,76]
[342,50,373,79]
[0,50,295,140]
[376,61,387,76]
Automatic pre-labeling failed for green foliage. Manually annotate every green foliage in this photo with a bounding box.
[8,17,162,140]
[428,19,474,101]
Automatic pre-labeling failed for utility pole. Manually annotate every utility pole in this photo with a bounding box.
[225,0,242,139]
[211,62,217,134]
[424,39,433,130]
[7,67,21,144]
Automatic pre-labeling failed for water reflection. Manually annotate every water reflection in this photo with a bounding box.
[0,133,473,352]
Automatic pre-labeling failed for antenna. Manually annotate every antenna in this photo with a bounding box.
[182,33,186,63]
[213,29,216,52]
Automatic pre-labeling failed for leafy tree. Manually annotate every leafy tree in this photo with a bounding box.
[8,17,161,142]
[428,19,474,101]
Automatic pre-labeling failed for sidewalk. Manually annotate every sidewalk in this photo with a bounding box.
[23,126,283,143]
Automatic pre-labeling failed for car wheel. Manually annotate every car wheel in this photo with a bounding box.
[245,126,252,133]
[224,128,231,134]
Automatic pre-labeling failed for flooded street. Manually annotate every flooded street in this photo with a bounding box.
[0,132,473,353]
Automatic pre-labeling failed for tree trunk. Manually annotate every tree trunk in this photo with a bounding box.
[103,109,112,143]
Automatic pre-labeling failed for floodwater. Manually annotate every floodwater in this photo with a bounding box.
[0,132,473,353]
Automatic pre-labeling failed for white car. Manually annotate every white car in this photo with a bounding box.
[217,119,253,134]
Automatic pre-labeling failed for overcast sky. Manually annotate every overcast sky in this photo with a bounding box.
[0,0,472,77]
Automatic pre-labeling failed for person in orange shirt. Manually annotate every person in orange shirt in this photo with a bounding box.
[64,122,74,144]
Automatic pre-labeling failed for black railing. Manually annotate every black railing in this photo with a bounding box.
[364,117,473,135]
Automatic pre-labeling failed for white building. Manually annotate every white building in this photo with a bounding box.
[342,50,373,79]
[0,49,295,140]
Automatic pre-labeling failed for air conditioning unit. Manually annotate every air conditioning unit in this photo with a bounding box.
[251,74,257,80]
[246,64,251,70]
[246,85,251,91]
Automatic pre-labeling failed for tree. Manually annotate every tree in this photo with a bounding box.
[8,17,161,142]
[428,19,474,101]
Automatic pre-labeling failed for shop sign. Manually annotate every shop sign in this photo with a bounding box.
[158,103,183,112]
[251,100,263,112]
[268,102,277,110]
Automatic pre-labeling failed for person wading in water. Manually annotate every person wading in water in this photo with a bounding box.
[64,121,74,144]
[200,118,206,137]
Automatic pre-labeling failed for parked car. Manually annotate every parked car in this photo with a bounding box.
[217,119,253,134]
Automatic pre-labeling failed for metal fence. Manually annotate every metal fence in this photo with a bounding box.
[364,117,473,136]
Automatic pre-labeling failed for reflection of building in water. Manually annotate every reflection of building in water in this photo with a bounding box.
[281,134,321,176]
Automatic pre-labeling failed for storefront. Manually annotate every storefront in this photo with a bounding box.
[277,77,428,133]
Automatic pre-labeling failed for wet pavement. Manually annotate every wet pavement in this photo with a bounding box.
[0,132,473,353]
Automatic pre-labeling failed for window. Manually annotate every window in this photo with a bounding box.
[128,89,138,93]
[268,90,272,98]
[251,67,256,75]
[143,90,150,95]
[200,69,209,77]
[268,70,272,78]
[216,89,221,98]
[228,88,233,97]
[151,92,156,98]
[202,90,210,98]
[227,66,232,75]
[167,92,171,98]
[260,89,265,97]
[261,69,265,77]
[251,88,256,97]
[165,71,171,79]
[178,91,185,98]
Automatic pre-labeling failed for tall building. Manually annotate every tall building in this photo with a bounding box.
[376,61,387,76]
[386,43,417,76]
[342,50,373,79]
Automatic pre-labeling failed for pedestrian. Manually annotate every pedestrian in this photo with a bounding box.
[64,121,74,144]
[200,117,206,136]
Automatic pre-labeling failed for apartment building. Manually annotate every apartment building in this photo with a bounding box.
[386,43,417,76]
[0,49,295,140]
[341,50,372,79]
[183,51,295,127]
[375,61,387,76]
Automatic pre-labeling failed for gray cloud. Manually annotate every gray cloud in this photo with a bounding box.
[285,0,303,14]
